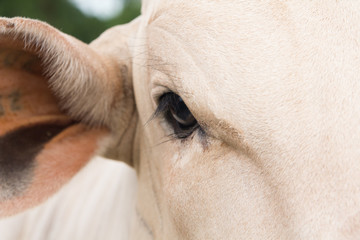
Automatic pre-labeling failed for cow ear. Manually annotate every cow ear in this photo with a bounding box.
[0,17,128,217]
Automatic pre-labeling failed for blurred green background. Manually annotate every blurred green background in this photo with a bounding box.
[0,0,141,43]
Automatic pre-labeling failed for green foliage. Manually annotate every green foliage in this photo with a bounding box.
[106,0,141,26]
[0,0,141,43]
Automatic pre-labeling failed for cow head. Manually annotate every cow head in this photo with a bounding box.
[1,0,360,239]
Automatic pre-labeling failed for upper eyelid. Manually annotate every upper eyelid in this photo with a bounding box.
[151,88,168,105]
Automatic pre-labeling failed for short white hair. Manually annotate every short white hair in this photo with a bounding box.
[141,0,165,24]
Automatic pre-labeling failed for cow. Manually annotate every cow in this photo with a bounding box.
[0,0,360,239]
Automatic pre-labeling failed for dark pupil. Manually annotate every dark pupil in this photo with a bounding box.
[169,95,196,128]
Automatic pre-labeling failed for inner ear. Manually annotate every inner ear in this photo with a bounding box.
[0,17,109,217]
[0,17,139,216]
[0,42,68,135]
[0,122,72,200]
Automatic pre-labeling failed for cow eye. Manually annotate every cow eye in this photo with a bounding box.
[156,92,199,139]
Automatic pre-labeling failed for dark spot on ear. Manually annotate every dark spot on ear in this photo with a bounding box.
[0,49,42,74]
[0,123,72,200]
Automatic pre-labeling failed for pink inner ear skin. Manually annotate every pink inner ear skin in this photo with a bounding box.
[0,66,63,135]
[0,49,110,217]
[0,126,108,217]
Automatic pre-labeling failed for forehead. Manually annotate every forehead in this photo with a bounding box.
[145,1,304,138]
[146,1,290,98]
[142,0,360,150]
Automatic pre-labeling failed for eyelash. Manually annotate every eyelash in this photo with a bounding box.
[154,92,200,139]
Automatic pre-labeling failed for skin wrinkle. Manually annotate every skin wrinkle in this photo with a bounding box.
[146,57,181,97]
[136,208,154,239]
[146,139,164,236]
[104,108,136,163]
[133,128,163,238]
[148,25,200,94]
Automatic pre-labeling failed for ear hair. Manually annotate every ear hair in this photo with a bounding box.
[0,17,121,126]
